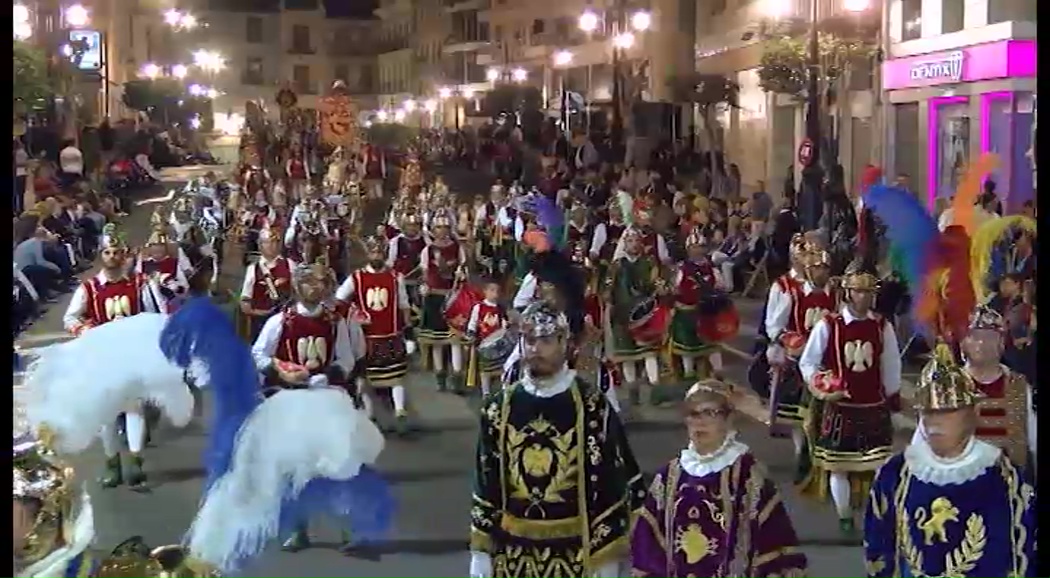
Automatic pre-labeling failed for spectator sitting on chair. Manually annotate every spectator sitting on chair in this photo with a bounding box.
[710,216,749,294]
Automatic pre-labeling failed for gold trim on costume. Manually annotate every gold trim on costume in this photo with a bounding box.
[499,513,584,540]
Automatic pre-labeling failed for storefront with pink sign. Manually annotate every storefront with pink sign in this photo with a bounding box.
[882,39,1037,211]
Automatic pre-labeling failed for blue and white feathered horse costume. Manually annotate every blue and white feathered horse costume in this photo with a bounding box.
[160,297,395,574]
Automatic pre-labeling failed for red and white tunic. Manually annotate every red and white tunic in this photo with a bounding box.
[337,267,407,341]
[387,234,427,284]
[62,272,162,335]
[239,256,295,312]
[466,300,505,341]
[421,241,463,295]
[251,303,358,387]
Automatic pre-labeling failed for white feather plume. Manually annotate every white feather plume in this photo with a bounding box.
[186,388,384,571]
[24,313,194,455]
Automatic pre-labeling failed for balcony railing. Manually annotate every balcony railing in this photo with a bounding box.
[288,45,316,55]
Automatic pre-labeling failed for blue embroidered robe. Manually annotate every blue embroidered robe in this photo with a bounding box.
[863,451,1036,577]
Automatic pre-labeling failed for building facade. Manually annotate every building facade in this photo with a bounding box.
[881,0,1037,210]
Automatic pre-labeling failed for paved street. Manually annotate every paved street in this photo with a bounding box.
[13,165,920,576]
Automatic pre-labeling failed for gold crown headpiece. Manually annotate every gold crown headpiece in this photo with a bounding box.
[802,247,831,269]
[914,343,983,411]
[430,213,453,229]
[259,222,283,243]
[362,235,386,254]
[968,304,1006,332]
[102,228,129,251]
[400,211,423,227]
[149,208,165,228]
[147,226,169,246]
[789,233,808,260]
[841,259,879,291]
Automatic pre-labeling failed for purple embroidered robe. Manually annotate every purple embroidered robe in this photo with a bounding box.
[630,451,807,578]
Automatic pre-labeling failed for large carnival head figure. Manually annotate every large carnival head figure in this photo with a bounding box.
[622,227,644,258]
[99,227,130,273]
[840,258,878,315]
[685,228,709,262]
[13,428,80,571]
[914,345,982,457]
[961,305,1006,367]
[520,301,571,379]
[363,235,387,270]
[292,263,329,308]
[802,244,832,288]
[258,224,283,259]
[430,212,453,241]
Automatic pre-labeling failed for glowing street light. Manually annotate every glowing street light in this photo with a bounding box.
[206,88,220,99]
[759,0,792,19]
[190,116,202,129]
[486,67,500,82]
[394,109,407,122]
[612,32,635,50]
[192,50,226,74]
[843,0,870,11]
[461,88,474,99]
[511,67,527,82]
[403,99,417,112]
[553,50,574,67]
[172,64,189,79]
[630,10,651,31]
[437,86,452,99]
[14,4,32,40]
[376,110,389,122]
[64,4,90,27]
[188,83,206,97]
[423,99,438,112]
[164,9,182,26]
[578,11,599,33]
[180,13,198,29]
[141,63,162,79]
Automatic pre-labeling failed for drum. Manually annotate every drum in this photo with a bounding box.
[443,284,483,333]
[479,328,517,364]
[628,296,672,346]
[696,293,741,343]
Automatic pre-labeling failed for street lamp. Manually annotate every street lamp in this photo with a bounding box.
[141,63,162,80]
[486,67,500,82]
[438,86,452,99]
[192,50,226,74]
[511,68,527,83]
[612,32,635,49]
[578,11,599,33]
[14,4,32,40]
[553,50,574,131]
[763,0,869,229]
[403,99,417,112]
[630,11,651,32]
[376,110,389,122]
[64,4,90,27]
[172,64,188,79]
[553,50,573,67]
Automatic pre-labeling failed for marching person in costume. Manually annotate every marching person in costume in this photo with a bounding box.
[285,140,310,203]
[589,200,627,283]
[62,231,170,490]
[469,301,645,578]
[608,227,668,408]
[136,226,190,310]
[359,143,387,200]
[945,305,1036,468]
[612,196,671,265]
[387,211,427,316]
[238,224,296,342]
[335,236,415,434]
[863,346,1036,577]
[630,379,808,578]
[419,212,468,392]
[464,278,508,396]
[670,228,727,380]
[250,263,362,410]
[158,297,394,572]
[764,241,838,475]
[797,258,906,535]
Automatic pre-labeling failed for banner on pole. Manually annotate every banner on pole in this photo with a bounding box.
[318,91,359,150]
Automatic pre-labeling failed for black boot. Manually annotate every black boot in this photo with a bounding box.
[281,524,311,552]
[100,455,123,488]
[435,371,449,392]
[126,454,148,492]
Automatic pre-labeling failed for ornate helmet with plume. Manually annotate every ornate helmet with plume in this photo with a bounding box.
[102,227,129,251]
[789,233,808,261]
[914,343,982,411]
[430,212,453,229]
[400,211,423,228]
[968,304,1006,333]
[291,262,330,288]
[520,301,569,340]
[147,226,170,246]
[259,222,283,244]
[840,258,879,292]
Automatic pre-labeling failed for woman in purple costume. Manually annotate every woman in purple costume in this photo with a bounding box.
[630,378,808,578]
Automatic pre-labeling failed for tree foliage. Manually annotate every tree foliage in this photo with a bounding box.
[756,13,879,99]
[14,40,53,108]
[123,78,185,111]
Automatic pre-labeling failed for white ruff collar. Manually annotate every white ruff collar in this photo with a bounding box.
[679,432,749,478]
[904,436,1002,486]
[522,366,576,398]
[20,490,95,578]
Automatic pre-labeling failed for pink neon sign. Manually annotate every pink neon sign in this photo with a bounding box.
[882,40,1037,91]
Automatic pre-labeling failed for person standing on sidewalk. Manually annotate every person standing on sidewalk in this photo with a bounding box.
[14,138,29,216]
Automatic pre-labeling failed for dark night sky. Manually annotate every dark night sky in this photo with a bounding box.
[212,0,377,18]
[325,0,378,18]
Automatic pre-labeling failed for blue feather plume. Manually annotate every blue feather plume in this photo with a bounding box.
[159,297,261,491]
[528,195,566,250]
[862,185,939,290]
[278,465,396,545]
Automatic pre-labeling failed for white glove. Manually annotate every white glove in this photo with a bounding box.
[766,344,786,366]
[469,551,492,578]
[419,284,429,297]
[307,374,330,389]
[406,340,417,356]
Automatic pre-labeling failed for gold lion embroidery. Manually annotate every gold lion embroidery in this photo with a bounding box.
[675,524,717,564]
[506,417,578,510]
[915,497,960,545]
